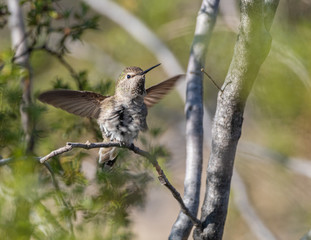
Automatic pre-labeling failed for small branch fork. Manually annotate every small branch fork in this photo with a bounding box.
[40,141,202,228]
[12,44,84,90]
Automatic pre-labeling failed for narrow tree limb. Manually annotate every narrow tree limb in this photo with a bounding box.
[39,142,121,163]
[7,0,34,152]
[194,1,279,239]
[39,141,202,228]
[170,0,219,239]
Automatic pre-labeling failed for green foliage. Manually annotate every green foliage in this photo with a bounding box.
[0,51,23,150]
[0,154,70,240]
[0,1,171,239]
[0,2,9,29]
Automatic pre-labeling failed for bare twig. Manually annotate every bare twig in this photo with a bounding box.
[201,68,223,92]
[127,144,202,228]
[39,141,202,228]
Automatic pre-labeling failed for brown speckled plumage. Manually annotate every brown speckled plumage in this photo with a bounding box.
[38,64,182,164]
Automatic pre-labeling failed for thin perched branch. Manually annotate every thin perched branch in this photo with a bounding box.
[127,144,202,228]
[40,141,202,228]
[39,142,121,163]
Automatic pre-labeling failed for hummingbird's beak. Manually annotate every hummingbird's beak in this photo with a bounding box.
[141,63,161,75]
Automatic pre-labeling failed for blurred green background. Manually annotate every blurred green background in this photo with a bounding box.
[0,0,311,239]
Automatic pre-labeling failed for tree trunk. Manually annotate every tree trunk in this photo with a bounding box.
[193,0,279,239]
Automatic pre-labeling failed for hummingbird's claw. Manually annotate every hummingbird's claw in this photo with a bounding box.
[119,141,126,147]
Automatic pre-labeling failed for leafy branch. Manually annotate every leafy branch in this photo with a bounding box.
[9,0,99,90]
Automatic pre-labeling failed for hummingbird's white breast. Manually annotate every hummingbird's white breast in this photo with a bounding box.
[98,97,148,144]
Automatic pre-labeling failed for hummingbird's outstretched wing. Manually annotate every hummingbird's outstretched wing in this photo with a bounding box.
[38,90,108,119]
[144,74,183,108]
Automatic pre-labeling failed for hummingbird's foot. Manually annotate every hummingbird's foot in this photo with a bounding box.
[119,141,127,147]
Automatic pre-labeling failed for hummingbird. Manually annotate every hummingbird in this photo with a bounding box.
[39,63,182,164]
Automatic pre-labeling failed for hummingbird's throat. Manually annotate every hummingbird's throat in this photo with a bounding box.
[134,78,145,96]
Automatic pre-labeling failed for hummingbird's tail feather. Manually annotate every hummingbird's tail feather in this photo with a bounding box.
[98,147,118,164]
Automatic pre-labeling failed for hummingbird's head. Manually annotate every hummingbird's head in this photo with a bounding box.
[115,64,161,99]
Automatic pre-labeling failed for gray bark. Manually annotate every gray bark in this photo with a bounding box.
[7,0,34,152]
[193,0,279,239]
[169,1,220,239]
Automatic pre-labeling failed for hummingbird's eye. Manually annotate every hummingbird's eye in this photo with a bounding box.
[126,74,131,79]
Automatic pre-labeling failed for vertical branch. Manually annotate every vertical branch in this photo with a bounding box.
[7,0,34,152]
[169,0,220,239]
[194,0,279,239]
